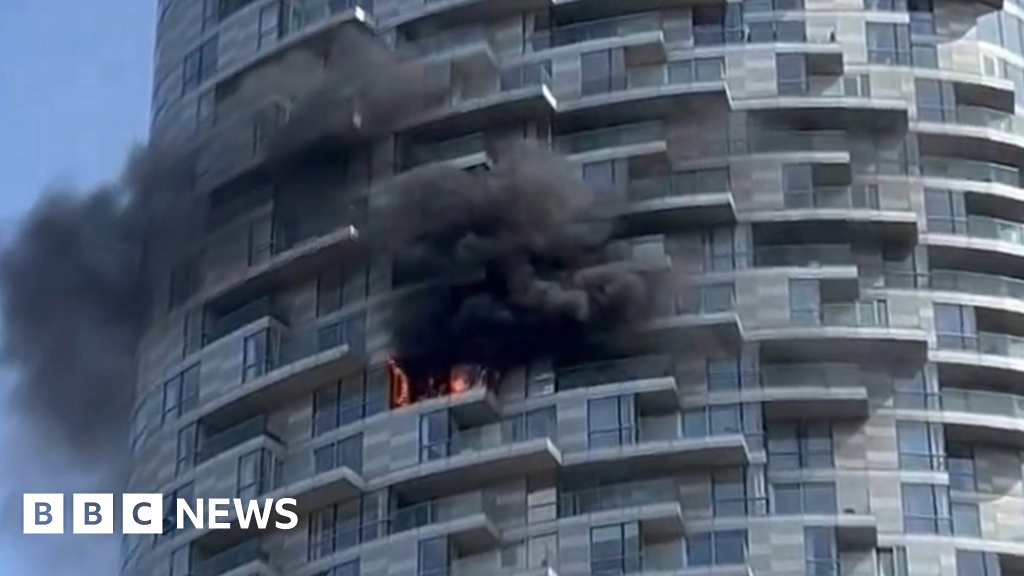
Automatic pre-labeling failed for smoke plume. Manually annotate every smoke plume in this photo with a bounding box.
[365,149,650,383]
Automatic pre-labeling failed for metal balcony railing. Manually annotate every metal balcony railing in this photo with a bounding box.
[754,244,855,268]
[965,215,1024,246]
[198,415,279,463]
[920,157,1020,186]
[391,493,498,533]
[556,122,663,154]
[758,363,867,389]
[941,387,1024,419]
[555,356,674,391]
[938,331,1024,359]
[281,0,372,37]
[529,12,661,51]
[558,479,678,518]
[929,270,1024,301]
[194,538,268,576]
[783,185,898,210]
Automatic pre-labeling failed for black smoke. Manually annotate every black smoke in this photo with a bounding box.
[365,150,650,384]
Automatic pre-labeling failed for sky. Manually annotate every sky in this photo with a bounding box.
[0,1,155,574]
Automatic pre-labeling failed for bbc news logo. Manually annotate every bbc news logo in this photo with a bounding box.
[23,494,298,534]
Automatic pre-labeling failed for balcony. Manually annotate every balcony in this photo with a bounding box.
[529,13,666,64]
[551,0,732,21]
[749,302,928,364]
[935,387,1024,446]
[201,313,364,426]
[737,74,907,127]
[917,105,1024,167]
[409,63,556,137]
[394,0,548,29]
[763,469,877,547]
[564,429,751,476]
[933,331,1024,380]
[410,26,498,74]
[749,185,916,242]
[920,157,1020,187]
[640,285,742,353]
[194,538,275,576]
[392,492,501,551]
[200,204,363,314]
[407,133,492,171]
[557,62,728,125]
[619,174,735,233]
[755,364,870,419]
[559,480,684,537]
[194,99,291,193]
[557,122,667,164]
[451,558,558,576]
[928,270,1024,313]
[753,244,856,269]
[554,355,679,405]
[197,415,282,464]
[383,413,562,496]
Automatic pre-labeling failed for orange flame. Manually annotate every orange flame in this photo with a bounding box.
[449,366,470,395]
[387,357,410,408]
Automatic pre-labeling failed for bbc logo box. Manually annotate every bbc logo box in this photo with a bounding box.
[24,494,298,534]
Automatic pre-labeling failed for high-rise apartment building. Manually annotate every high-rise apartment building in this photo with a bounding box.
[127,1,1024,576]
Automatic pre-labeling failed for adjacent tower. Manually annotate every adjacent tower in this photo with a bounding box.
[126,1,1024,576]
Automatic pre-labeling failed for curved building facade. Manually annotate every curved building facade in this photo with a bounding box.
[126,1,1024,576]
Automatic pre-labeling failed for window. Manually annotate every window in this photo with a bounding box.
[257,3,280,49]
[774,482,837,515]
[687,530,747,566]
[878,548,909,576]
[684,404,740,437]
[912,43,938,68]
[933,303,976,349]
[583,160,623,193]
[957,551,1000,576]
[168,259,198,310]
[864,0,907,10]
[312,367,387,436]
[893,370,936,410]
[317,267,369,316]
[915,79,952,123]
[313,559,360,576]
[313,434,363,474]
[767,421,833,469]
[749,21,807,43]
[908,0,936,35]
[237,449,275,500]
[703,227,746,271]
[196,90,215,132]
[897,421,945,471]
[782,164,814,207]
[418,537,450,576]
[201,0,219,29]
[948,443,976,491]
[182,37,219,95]
[162,483,194,537]
[789,279,821,326]
[242,329,271,382]
[712,468,754,516]
[176,423,197,475]
[581,49,625,95]
[901,483,951,534]
[708,358,741,391]
[805,527,838,576]
[746,0,805,12]
[678,283,735,314]
[590,523,641,575]
[162,365,200,424]
[866,23,910,65]
[308,492,387,560]
[588,396,637,448]
[170,545,191,576]
[419,410,452,462]
[925,189,967,234]
[693,4,743,45]
[952,502,981,536]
